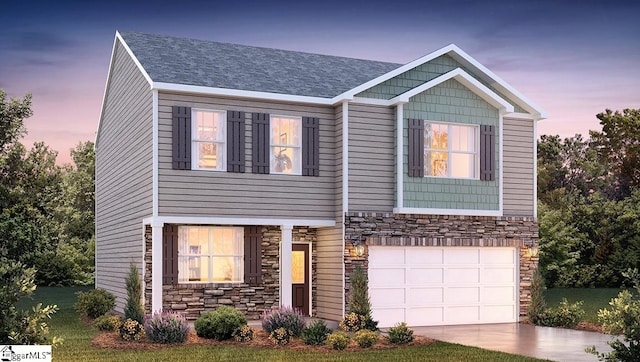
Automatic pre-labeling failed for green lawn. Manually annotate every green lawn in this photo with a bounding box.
[544,288,622,323]
[21,286,546,361]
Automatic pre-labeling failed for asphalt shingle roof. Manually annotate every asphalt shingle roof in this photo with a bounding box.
[119,32,402,99]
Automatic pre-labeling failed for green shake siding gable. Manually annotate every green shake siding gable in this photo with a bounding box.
[402,79,500,210]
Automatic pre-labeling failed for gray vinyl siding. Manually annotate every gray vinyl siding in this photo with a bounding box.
[315,221,344,320]
[348,104,395,212]
[95,41,153,311]
[503,118,535,216]
[157,93,337,219]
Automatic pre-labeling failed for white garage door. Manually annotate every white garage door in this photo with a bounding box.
[368,246,517,327]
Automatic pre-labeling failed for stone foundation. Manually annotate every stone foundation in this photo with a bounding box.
[343,212,538,317]
[144,225,317,320]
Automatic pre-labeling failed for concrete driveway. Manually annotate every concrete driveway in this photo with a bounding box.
[413,323,614,362]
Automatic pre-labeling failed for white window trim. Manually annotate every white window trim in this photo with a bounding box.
[269,114,302,175]
[192,108,227,172]
[178,226,244,284]
[424,121,480,180]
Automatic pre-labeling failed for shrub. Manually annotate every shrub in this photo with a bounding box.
[261,307,305,337]
[536,298,584,328]
[124,262,144,324]
[528,267,547,325]
[119,318,145,341]
[232,325,255,342]
[326,332,350,350]
[301,319,332,345]
[93,314,121,331]
[339,312,366,332]
[354,329,378,348]
[268,327,292,346]
[194,306,247,341]
[143,311,189,344]
[348,265,379,331]
[75,289,115,319]
[587,268,640,361]
[386,322,414,344]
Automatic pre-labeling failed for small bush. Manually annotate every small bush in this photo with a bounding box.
[354,329,378,348]
[124,262,144,324]
[537,298,584,328]
[75,289,116,319]
[528,268,546,325]
[268,327,292,346]
[301,319,332,345]
[261,307,305,337]
[326,332,351,350]
[194,306,247,341]
[232,325,255,342]
[143,311,189,344]
[119,318,145,341]
[386,322,414,344]
[93,314,121,331]
[339,312,366,332]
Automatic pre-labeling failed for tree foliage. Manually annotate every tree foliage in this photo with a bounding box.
[124,262,144,323]
[538,108,640,288]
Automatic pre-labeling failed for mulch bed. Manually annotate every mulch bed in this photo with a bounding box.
[92,329,434,352]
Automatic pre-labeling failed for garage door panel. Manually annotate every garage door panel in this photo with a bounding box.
[445,248,479,264]
[370,288,405,306]
[406,248,443,264]
[369,246,517,327]
[446,287,479,303]
[483,286,515,303]
[407,307,443,325]
[481,248,516,264]
[407,268,443,284]
[408,287,443,304]
[372,308,405,328]
[483,267,515,283]
[369,247,405,265]
[369,268,405,287]
[446,306,480,324]
[446,268,479,283]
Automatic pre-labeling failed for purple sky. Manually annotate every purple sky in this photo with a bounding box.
[1,0,638,164]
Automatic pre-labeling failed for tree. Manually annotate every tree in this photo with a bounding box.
[590,108,640,199]
[124,262,144,323]
[0,89,32,155]
[348,265,378,331]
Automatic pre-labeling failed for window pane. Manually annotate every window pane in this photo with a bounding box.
[271,116,301,174]
[451,153,475,178]
[196,111,224,141]
[271,146,300,174]
[272,117,300,146]
[426,151,448,176]
[212,256,241,282]
[178,255,208,282]
[178,227,243,283]
[292,250,305,284]
[428,123,448,150]
[451,125,476,152]
[197,142,222,169]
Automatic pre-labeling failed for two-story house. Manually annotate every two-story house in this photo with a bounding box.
[96,31,544,327]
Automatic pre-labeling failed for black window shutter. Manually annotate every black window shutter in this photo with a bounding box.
[480,125,496,181]
[244,226,262,285]
[302,116,320,176]
[172,106,191,170]
[408,119,425,177]
[227,111,246,173]
[162,224,179,285]
[252,113,270,174]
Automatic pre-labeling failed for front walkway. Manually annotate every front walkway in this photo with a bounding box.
[413,323,614,362]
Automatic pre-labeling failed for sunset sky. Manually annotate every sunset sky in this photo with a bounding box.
[1,0,638,164]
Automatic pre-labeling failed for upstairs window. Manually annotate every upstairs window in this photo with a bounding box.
[192,109,226,171]
[424,122,479,179]
[270,116,301,174]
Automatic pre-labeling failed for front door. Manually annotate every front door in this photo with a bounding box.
[291,244,310,315]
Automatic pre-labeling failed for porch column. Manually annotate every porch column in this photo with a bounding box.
[280,224,293,308]
[151,222,164,313]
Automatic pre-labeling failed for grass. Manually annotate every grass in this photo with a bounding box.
[544,288,622,323]
[19,286,547,361]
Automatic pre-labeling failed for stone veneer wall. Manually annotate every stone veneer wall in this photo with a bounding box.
[343,212,539,317]
[144,225,317,320]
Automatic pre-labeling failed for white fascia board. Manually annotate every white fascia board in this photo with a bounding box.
[351,97,393,106]
[446,46,547,119]
[504,112,540,121]
[393,207,503,217]
[152,82,335,105]
[96,31,154,148]
[390,68,514,112]
[142,216,336,228]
